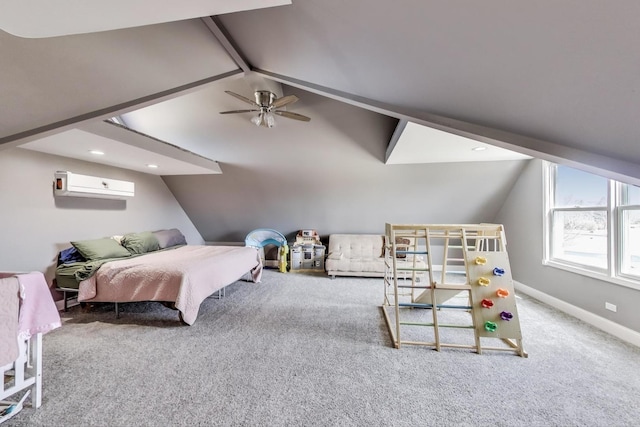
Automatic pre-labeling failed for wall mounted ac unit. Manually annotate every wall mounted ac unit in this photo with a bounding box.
[54,171,134,199]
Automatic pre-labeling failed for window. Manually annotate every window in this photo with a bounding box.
[545,162,640,288]
[550,165,609,270]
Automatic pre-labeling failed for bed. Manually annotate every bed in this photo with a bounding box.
[55,229,263,325]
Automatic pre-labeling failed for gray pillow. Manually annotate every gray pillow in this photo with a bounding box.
[71,238,131,260]
[121,231,160,254]
[153,228,187,249]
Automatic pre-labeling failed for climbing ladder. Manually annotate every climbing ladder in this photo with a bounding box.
[382,223,526,357]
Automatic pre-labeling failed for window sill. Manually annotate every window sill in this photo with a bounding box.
[543,259,640,291]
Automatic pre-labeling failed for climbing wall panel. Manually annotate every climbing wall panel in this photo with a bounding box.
[466,251,522,340]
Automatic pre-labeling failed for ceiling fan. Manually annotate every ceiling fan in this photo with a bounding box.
[219,90,311,128]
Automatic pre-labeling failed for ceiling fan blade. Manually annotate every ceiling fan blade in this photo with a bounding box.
[224,91,259,107]
[271,95,299,109]
[274,110,311,122]
[219,109,260,114]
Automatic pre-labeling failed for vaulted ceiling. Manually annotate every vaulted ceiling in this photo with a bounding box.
[1,1,639,184]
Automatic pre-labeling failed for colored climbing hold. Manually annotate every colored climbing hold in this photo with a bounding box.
[493,267,505,276]
[484,321,498,332]
[481,298,494,308]
[496,288,509,298]
[500,311,513,321]
[477,277,491,287]
[474,256,487,265]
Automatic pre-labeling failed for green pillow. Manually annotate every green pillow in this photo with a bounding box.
[121,231,160,254]
[71,238,131,260]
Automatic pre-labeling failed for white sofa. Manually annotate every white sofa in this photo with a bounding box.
[326,234,386,278]
[325,234,427,279]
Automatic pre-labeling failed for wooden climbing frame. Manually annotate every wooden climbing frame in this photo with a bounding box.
[381,223,527,357]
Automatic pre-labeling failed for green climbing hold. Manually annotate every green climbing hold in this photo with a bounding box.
[484,321,498,332]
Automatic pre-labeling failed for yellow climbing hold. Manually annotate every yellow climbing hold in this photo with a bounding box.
[477,277,491,287]
[474,256,487,265]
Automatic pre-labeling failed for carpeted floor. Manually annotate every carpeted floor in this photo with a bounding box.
[5,269,640,426]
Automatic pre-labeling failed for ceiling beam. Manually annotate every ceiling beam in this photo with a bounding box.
[0,69,242,150]
[80,121,222,174]
[202,16,251,73]
[253,68,640,186]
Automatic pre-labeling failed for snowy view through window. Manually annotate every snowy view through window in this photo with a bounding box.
[554,166,608,269]
[551,164,640,278]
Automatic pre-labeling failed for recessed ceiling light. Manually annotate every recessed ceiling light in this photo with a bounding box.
[146,164,159,168]
[89,150,104,155]
[472,146,487,151]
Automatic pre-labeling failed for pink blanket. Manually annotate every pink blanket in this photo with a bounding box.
[0,272,61,367]
[17,272,62,340]
[78,245,262,325]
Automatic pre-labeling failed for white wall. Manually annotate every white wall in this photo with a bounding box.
[0,148,203,286]
[495,159,640,333]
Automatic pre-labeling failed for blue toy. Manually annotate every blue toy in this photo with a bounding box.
[245,229,288,272]
[245,228,287,249]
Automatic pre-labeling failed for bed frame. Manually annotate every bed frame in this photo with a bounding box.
[55,285,226,319]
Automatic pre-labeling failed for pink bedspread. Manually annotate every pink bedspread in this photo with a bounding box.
[78,245,262,325]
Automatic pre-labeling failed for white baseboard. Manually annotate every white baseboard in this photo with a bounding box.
[204,241,244,246]
[514,280,640,348]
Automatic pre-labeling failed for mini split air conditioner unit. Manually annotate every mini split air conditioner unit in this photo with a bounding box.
[54,171,134,200]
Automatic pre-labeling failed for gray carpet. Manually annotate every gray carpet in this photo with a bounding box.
[6,270,640,426]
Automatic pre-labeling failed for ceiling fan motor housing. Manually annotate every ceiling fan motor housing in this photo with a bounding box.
[255,90,276,108]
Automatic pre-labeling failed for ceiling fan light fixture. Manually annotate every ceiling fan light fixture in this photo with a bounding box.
[250,112,276,128]
[265,112,276,128]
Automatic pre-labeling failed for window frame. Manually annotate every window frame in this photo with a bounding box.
[543,161,640,290]
[617,203,640,281]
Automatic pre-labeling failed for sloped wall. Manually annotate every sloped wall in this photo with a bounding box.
[163,158,528,287]
[164,159,528,244]
[0,19,236,145]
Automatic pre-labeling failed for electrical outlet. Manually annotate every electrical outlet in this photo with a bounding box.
[605,302,617,312]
